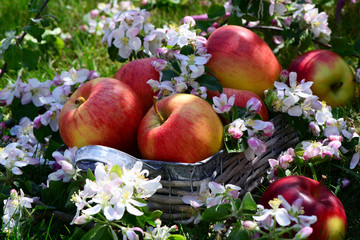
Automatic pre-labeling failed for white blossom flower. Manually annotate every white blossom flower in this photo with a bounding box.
[10,117,37,145]
[350,138,360,169]
[269,0,290,16]
[20,78,52,107]
[60,68,90,86]
[113,26,142,59]
[253,198,291,227]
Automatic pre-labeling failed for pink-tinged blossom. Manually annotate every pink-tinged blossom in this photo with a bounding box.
[247,137,267,156]
[246,97,262,114]
[90,9,99,19]
[40,103,62,132]
[212,93,235,114]
[309,121,321,137]
[48,146,79,182]
[242,220,257,230]
[181,16,196,27]
[262,121,275,137]
[0,76,24,106]
[278,154,293,169]
[228,118,247,140]
[151,59,167,71]
[295,226,313,239]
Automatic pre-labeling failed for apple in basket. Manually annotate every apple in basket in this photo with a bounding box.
[207,88,269,121]
[259,175,347,240]
[113,57,159,112]
[206,25,282,98]
[288,49,355,107]
[137,93,224,163]
[59,78,144,155]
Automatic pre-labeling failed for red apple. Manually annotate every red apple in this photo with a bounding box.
[207,88,269,121]
[206,25,282,98]
[137,94,224,163]
[59,78,144,155]
[259,175,347,240]
[288,50,355,107]
[114,57,159,112]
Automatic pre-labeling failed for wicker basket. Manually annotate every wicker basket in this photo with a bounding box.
[75,114,299,222]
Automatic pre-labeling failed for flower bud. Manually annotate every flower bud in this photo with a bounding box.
[90,9,99,19]
[242,220,257,230]
[246,97,262,114]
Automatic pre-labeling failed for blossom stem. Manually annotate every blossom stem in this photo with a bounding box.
[314,175,327,199]
[153,96,165,123]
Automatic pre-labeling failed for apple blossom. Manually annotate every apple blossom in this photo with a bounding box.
[212,93,235,114]
[269,0,290,16]
[20,78,52,107]
[228,118,247,140]
[295,226,313,239]
[10,117,37,145]
[350,138,360,169]
[0,76,24,106]
[144,219,178,240]
[246,97,262,114]
[253,198,291,227]
[190,86,207,99]
[48,146,79,182]
[2,189,37,233]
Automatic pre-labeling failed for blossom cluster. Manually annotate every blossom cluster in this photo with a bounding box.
[249,196,317,239]
[2,189,37,235]
[182,180,317,239]
[70,161,162,226]
[0,68,98,177]
[267,71,359,171]
[213,94,275,159]
[182,181,241,224]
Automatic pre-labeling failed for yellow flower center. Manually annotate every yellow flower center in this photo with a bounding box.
[269,198,282,211]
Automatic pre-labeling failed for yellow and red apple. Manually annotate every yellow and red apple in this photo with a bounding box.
[137,94,224,163]
[206,25,282,98]
[114,57,159,112]
[59,78,144,155]
[259,175,347,240]
[288,50,355,107]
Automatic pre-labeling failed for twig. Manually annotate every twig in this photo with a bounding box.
[0,0,51,79]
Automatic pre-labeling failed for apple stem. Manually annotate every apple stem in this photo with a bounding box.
[75,96,86,106]
[314,175,327,199]
[153,96,165,123]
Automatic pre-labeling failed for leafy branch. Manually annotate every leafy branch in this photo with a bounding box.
[0,0,51,79]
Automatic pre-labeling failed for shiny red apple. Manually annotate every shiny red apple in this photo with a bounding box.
[288,50,355,107]
[114,57,159,112]
[137,94,224,163]
[206,25,282,98]
[59,78,144,155]
[259,175,347,240]
[207,88,269,121]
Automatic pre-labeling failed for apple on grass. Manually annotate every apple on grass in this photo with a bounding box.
[137,94,224,163]
[207,88,269,121]
[259,175,347,240]
[206,25,282,98]
[288,49,355,107]
[59,78,144,156]
[113,57,159,112]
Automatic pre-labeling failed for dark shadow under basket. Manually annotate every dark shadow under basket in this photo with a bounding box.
[75,114,299,222]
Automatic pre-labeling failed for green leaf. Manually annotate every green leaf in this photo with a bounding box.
[21,48,39,70]
[227,13,243,26]
[80,225,113,240]
[240,192,257,211]
[87,168,96,181]
[264,88,277,110]
[179,45,194,55]
[23,24,45,42]
[10,98,39,122]
[166,235,187,240]
[44,138,64,160]
[0,31,16,59]
[110,164,123,178]
[226,225,250,240]
[207,4,226,19]
[196,74,223,92]
[201,204,231,221]
[33,125,53,144]
[162,70,177,81]
[4,44,22,70]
